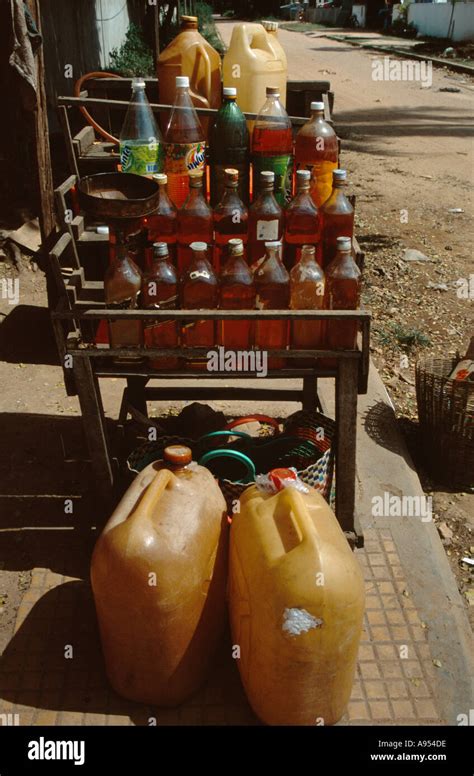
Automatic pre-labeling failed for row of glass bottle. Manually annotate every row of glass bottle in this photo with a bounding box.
[120,78,338,210]
[142,165,354,276]
[105,233,361,371]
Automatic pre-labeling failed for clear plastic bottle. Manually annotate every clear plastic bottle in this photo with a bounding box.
[164,76,206,208]
[104,230,143,362]
[254,240,289,369]
[321,169,354,269]
[177,170,213,275]
[219,238,255,350]
[180,241,218,368]
[248,171,283,265]
[119,78,163,177]
[141,242,178,370]
[213,168,248,272]
[290,244,325,366]
[252,87,294,207]
[295,101,338,207]
[210,87,250,207]
[284,169,321,271]
[144,173,178,267]
[325,236,361,350]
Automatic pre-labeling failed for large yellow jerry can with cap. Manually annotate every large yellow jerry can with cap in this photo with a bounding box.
[228,483,364,725]
[91,447,228,706]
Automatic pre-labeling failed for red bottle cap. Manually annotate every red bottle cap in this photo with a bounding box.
[163,445,193,466]
[268,468,297,491]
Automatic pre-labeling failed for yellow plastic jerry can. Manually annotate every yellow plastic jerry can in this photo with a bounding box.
[91,446,228,706]
[228,478,365,725]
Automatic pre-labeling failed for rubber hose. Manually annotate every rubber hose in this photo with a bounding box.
[74,71,122,145]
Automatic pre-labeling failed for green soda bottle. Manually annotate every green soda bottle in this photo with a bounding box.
[120,78,164,176]
[210,87,250,207]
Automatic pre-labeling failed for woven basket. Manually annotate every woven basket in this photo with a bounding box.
[415,356,474,489]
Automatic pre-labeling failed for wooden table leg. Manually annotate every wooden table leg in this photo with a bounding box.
[335,358,359,536]
[126,376,149,417]
[73,355,115,502]
[302,376,318,412]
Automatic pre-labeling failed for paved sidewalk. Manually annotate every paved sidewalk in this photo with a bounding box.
[0,364,471,726]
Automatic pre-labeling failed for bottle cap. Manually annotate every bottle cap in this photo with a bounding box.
[188,170,204,186]
[228,238,244,255]
[265,241,282,249]
[333,169,347,181]
[223,87,237,97]
[301,244,316,255]
[260,170,275,184]
[176,75,190,88]
[311,101,325,111]
[296,169,311,184]
[152,242,169,257]
[263,20,279,31]
[266,86,280,97]
[225,168,239,184]
[181,15,198,27]
[164,445,193,466]
[268,468,297,491]
[190,241,207,252]
[132,77,145,89]
[153,173,168,184]
[336,236,352,251]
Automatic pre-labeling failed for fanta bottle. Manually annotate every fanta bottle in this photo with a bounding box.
[164,76,206,208]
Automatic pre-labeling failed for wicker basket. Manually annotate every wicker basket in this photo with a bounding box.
[415,356,474,489]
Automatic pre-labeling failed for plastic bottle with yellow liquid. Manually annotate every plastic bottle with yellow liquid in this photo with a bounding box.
[295,101,338,207]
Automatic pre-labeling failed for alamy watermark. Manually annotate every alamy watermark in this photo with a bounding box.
[372,57,432,89]
[372,491,433,522]
[207,347,268,378]
[0,277,19,306]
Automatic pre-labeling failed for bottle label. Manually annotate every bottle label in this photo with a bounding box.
[120,142,164,176]
[164,142,206,175]
[189,270,211,281]
[253,155,293,204]
[256,220,279,241]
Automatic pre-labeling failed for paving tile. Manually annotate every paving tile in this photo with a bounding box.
[368,553,385,566]
[348,701,370,721]
[414,699,438,719]
[381,661,404,680]
[359,662,382,680]
[392,700,416,719]
[365,681,386,699]
[34,710,58,726]
[358,644,376,661]
[386,609,405,625]
[367,610,386,625]
[365,595,382,609]
[368,700,392,720]
[350,681,365,700]
[105,715,130,726]
[370,625,391,641]
[390,625,411,641]
[386,680,409,699]
[402,661,424,680]
[375,644,398,661]
[84,713,108,725]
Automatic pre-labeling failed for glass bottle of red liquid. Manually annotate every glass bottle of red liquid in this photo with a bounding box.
[213,168,248,272]
[144,173,178,267]
[321,169,354,269]
[295,101,338,208]
[104,230,143,363]
[325,236,361,350]
[284,169,321,271]
[219,238,255,350]
[164,76,206,208]
[254,240,289,369]
[180,241,218,369]
[177,170,213,274]
[252,86,294,207]
[290,244,325,367]
[141,242,179,370]
[248,171,283,266]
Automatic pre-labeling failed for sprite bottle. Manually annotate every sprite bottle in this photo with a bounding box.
[120,78,164,176]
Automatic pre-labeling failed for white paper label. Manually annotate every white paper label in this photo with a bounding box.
[256,220,279,241]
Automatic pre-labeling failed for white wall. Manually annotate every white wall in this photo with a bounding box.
[95,0,131,68]
[408,1,474,42]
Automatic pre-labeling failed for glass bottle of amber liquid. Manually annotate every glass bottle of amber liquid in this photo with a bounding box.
[254,240,289,369]
[295,101,338,207]
[219,238,255,350]
[177,170,213,274]
[248,171,283,265]
[180,241,218,369]
[289,245,325,367]
[284,169,321,271]
[213,168,248,272]
[141,242,178,370]
[104,230,143,363]
[145,174,178,267]
[321,169,354,269]
[325,236,361,350]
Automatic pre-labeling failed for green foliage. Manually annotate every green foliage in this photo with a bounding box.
[196,1,226,54]
[377,323,431,353]
[109,24,154,77]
